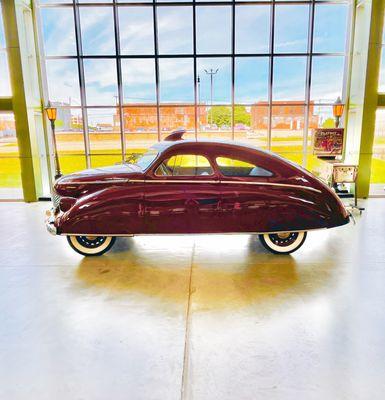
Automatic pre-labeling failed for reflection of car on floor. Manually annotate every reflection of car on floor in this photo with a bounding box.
[46,130,350,256]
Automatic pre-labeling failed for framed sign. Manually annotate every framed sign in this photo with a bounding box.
[332,164,358,183]
[313,128,344,156]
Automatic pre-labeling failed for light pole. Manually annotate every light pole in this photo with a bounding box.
[45,104,62,180]
[204,68,218,127]
[197,75,201,106]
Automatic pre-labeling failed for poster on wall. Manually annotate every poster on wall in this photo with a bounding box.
[312,128,344,156]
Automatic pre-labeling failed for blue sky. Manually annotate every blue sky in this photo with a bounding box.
[40,3,349,108]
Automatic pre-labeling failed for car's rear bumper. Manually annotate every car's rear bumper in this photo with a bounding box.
[45,208,57,235]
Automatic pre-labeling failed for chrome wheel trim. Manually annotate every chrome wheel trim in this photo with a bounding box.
[263,232,305,253]
[68,236,113,255]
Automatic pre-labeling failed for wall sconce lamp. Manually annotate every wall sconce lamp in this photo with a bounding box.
[45,104,62,180]
[333,97,344,128]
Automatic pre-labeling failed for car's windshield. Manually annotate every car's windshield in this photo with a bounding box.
[133,150,159,171]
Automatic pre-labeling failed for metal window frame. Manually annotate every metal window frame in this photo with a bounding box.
[35,0,352,169]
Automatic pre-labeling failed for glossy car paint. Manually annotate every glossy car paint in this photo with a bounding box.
[53,140,349,236]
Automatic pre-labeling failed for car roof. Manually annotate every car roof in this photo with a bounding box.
[149,138,309,175]
[150,138,272,156]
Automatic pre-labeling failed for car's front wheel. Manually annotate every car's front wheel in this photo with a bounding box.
[67,235,116,256]
[259,231,307,254]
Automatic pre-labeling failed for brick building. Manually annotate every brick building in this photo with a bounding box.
[121,105,207,132]
[251,102,319,130]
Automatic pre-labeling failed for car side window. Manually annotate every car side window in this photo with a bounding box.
[216,156,273,177]
[155,154,214,177]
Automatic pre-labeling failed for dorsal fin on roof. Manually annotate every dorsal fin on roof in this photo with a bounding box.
[163,128,186,141]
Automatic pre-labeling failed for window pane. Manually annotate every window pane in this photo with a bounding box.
[90,155,122,168]
[157,0,191,2]
[156,155,213,176]
[121,59,156,104]
[79,0,112,3]
[157,6,193,55]
[216,157,273,177]
[379,28,385,92]
[196,6,231,54]
[54,107,84,153]
[0,52,11,96]
[0,113,22,195]
[118,0,151,2]
[159,58,194,103]
[46,59,80,105]
[197,58,231,104]
[370,110,385,185]
[80,7,115,55]
[273,57,306,102]
[83,59,118,106]
[41,8,76,56]
[235,57,268,103]
[248,105,268,149]
[274,5,309,54]
[271,104,305,165]
[87,108,122,154]
[123,106,158,150]
[306,104,335,171]
[198,105,232,140]
[233,105,254,144]
[119,7,154,55]
[235,5,270,54]
[160,106,195,140]
[0,4,5,48]
[311,56,344,103]
[53,108,87,174]
[39,0,72,4]
[313,4,348,53]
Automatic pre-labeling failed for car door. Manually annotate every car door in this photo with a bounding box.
[144,153,221,234]
[216,155,275,233]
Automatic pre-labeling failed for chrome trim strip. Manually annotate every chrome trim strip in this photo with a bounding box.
[220,180,322,193]
[129,179,321,193]
[60,178,321,193]
[60,227,331,237]
[62,179,129,185]
[130,179,217,184]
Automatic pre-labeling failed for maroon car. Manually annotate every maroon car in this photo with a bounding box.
[45,132,349,256]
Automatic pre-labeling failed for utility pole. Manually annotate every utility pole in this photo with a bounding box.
[204,68,218,127]
[197,75,201,105]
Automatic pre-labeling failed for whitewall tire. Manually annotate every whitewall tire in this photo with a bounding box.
[259,231,307,254]
[67,235,116,256]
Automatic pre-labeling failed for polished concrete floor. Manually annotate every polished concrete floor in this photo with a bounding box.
[0,199,385,400]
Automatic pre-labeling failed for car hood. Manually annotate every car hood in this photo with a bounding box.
[57,163,142,184]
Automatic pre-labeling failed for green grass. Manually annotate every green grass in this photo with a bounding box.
[0,157,22,188]
[371,157,385,183]
[1,145,385,188]
[374,136,385,145]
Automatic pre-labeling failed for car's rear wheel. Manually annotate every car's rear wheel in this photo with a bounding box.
[259,231,307,254]
[67,235,116,256]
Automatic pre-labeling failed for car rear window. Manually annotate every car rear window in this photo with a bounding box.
[216,156,273,177]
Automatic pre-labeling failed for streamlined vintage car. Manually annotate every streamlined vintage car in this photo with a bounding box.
[45,130,350,256]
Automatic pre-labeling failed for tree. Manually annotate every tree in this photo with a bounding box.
[209,106,231,127]
[55,119,64,128]
[209,105,251,127]
[234,105,251,126]
[322,118,335,128]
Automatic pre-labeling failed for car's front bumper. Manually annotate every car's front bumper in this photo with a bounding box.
[45,208,57,235]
